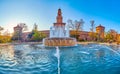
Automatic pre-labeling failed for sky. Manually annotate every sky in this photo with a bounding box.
[0,0,120,33]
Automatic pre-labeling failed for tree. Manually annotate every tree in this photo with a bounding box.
[68,19,85,40]
[29,23,46,41]
[105,29,118,42]
[32,30,46,41]
[0,35,11,43]
[3,30,10,36]
[90,20,96,41]
[105,32,113,42]
[0,27,11,43]
[32,30,41,41]
[0,26,4,35]
[0,30,11,43]
[19,23,28,31]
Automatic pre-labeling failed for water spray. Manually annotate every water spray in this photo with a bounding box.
[54,46,60,74]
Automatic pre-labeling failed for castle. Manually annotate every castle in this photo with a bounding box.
[12,9,105,42]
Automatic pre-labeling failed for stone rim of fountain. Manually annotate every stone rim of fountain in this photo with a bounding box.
[43,37,77,47]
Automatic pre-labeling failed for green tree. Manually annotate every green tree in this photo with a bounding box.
[32,30,46,41]
[30,24,46,41]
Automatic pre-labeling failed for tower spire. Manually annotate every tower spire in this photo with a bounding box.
[57,8,63,23]
[54,8,65,27]
[58,8,62,16]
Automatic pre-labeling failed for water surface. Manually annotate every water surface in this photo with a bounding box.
[0,44,120,74]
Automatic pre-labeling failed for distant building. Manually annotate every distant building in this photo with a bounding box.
[12,25,22,40]
[38,24,105,41]
[96,24,105,39]
[16,25,105,42]
[22,32,30,41]
[39,30,49,37]
[31,24,105,41]
[77,24,105,41]
[77,31,92,41]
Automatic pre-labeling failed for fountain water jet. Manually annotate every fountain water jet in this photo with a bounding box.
[54,46,60,74]
[43,8,77,47]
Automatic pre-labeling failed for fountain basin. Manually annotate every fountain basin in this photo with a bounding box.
[43,37,77,46]
[0,44,120,74]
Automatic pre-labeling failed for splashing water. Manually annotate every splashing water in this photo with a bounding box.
[54,46,60,74]
[105,46,120,56]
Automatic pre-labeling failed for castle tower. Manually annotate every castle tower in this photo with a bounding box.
[50,8,69,38]
[57,8,62,23]
[96,24,105,39]
[12,25,22,40]
[54,8,66,27]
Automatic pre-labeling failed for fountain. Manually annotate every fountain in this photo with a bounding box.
[43,8,77,46]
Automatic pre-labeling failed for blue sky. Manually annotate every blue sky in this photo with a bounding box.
[0,0,120,33]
